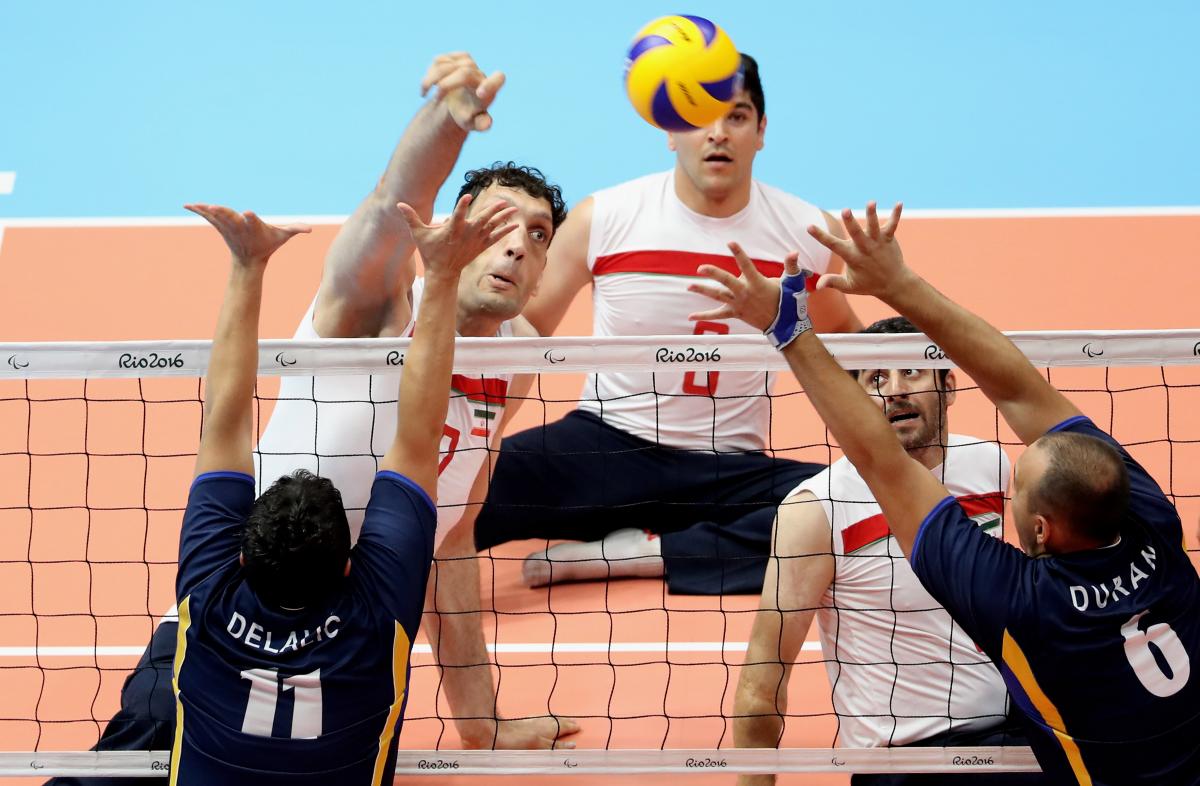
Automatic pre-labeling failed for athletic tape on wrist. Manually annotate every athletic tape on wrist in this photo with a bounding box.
[764,270,817,350]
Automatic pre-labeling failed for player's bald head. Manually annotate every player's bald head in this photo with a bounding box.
[1027,432,1130,543]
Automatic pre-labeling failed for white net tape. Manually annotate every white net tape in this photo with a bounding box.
[3,329,1199,379]
[2,330,1197,778]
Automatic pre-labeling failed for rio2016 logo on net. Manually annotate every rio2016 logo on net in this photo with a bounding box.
[923,344,946,361]
[952,755,996,767]
[118,352,185,370]
[656,347,722,363]
[416,759,459,770]
[386,350,405,367]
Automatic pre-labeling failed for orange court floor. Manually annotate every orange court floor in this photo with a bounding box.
[1,213,1199,785]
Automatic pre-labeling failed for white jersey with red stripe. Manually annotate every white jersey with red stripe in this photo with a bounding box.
[254,278,513,549]
[578,170,832,451]
[791,434,1013,748]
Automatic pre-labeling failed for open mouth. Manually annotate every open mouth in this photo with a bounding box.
[703,153,733,164]
[488,273,515,287]
[888,411,919,425]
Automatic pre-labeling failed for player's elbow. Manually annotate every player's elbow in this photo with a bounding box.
[733,682,784,749]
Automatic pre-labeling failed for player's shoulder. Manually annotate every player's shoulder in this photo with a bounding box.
[945,433,1006,462]
[790,453,858,502]
[942,434,1010,492]
[750,177,825,215]
[592,170,672,203]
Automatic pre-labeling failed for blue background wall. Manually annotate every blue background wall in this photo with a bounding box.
[2,1,1198,217]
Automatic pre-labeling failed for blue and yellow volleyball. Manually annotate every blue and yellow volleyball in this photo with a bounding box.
[624,15,742,132]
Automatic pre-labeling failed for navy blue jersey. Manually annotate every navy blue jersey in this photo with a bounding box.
[911,416,1200,786]
[169,470,435,786]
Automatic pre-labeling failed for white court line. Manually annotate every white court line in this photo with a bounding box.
[0,171,14,195]
[0,641,823,658]
[1,205,1200,229]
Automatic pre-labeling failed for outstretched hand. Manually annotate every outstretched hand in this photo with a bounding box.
[687,242,796,331]
[185,204,310,266]
[420,51,506,132]
[470,715,582,751]
[807,202,911,300]
[396,193,516,280]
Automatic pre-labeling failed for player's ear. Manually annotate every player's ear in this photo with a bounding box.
[942,369,958,408]
[1032,513,1050,548]
[756,114,766,151]
[344,558,352,577]
[666,131,677,152]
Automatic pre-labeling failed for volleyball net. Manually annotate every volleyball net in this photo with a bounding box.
[1,330,1198,778]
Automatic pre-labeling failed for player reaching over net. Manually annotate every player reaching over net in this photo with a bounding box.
[253,51,574,750]
[166,195,515,785]
[474,54,861,596]
[47,54,576,785]
[694,203,1200,785]
[734,317,1047,786]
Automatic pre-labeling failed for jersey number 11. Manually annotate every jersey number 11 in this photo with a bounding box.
[240,668,324,738]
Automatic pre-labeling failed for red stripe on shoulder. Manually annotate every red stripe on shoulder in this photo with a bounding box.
[841,492,1004,554]
[842,513,890,554]
[957,492,1004,518]
[593,250,784,279]
[451,375,509,405]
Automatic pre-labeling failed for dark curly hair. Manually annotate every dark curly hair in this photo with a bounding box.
[854,316,951,385]
[739,53,765,121]
[457,162,568,234]
[241,469,351,609]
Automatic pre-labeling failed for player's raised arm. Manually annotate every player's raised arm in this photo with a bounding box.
[688,242,947,555]
[378,194,518,499]
[315,52,506,338]
[809,203,1080,446]
[187,204,310,477]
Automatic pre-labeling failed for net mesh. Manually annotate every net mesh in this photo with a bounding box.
[1,331,1198,778]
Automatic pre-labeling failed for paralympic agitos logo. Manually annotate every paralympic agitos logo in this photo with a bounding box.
[6,354,28,370]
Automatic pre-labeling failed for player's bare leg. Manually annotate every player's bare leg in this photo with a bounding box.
[522,528,663,587]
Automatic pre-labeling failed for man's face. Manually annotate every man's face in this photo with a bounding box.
[457,183,555,321]
[1010,442,1051,557]
[668,90,764,200]
[857,368,955,452]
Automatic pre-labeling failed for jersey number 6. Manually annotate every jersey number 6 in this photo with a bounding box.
[1121,610,1191,698]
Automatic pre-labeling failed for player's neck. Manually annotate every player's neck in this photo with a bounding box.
[907,440,947,472]
[456,309,503,338]
[673,164,752,218]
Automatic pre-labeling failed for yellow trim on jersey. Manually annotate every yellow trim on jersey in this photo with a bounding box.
[168,597,192,786]
[1002,630,1092,786]
[370,621,413,785]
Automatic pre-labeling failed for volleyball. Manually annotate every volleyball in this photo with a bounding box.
[624,14,742,131]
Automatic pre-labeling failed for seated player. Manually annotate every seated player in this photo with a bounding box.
[693,203,1200,784]
[475,54,861,595]
[48,54,575,786]
[734,316,1046,785]
[167,193,516,784]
